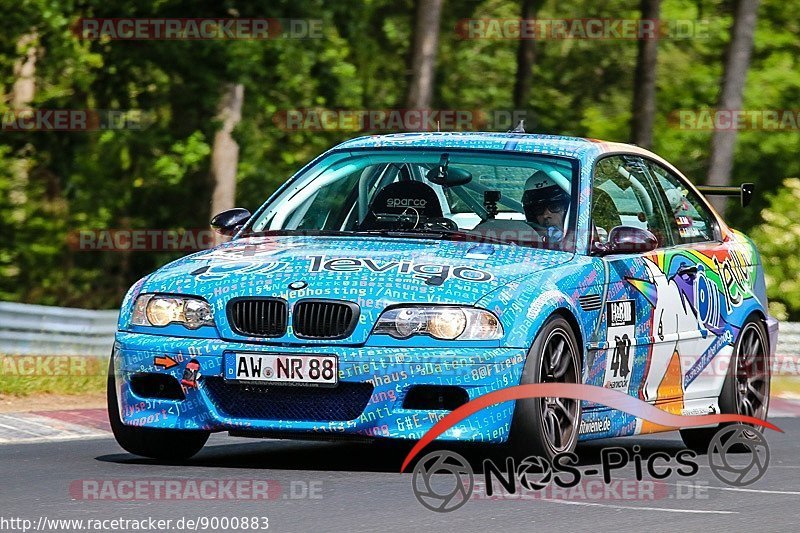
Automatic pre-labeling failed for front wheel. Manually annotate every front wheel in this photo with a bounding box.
[510,315,582,461]
[680,316,771,451]
[107,358,210,460]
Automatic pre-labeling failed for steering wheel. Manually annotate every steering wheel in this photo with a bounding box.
[423,217,459,231]
[369,213,459,232]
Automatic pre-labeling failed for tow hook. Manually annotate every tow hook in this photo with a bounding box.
[180,360,201,388]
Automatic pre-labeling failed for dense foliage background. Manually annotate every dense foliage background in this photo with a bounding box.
[1,0,798,318]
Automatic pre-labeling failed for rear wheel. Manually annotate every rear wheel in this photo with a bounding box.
[680,316,770,451]
[510,315,582,461]
[107,358,209,460]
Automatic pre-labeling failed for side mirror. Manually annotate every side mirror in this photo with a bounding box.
[596,226,658,255]
[210,208,251,236]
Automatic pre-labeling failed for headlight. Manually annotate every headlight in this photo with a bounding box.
[131,294,214,329]
[374,306,503,340]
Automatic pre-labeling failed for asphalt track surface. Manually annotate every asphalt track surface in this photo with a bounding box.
[1,418,799,533]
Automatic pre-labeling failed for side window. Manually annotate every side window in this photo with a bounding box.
[591,155,673,247]
[294,171,361,230]
[645,161,716,244]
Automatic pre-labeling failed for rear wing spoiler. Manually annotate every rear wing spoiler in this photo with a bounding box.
[696,183,754,207]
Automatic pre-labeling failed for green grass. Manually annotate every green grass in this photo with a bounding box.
[0,355,107,396]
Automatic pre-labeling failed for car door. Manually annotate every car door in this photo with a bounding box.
[643,160,736,405]
[591,155,684,408]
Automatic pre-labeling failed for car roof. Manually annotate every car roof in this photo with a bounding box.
[334,132,673,167]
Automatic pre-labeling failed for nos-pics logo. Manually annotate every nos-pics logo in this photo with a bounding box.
[411,423,770,512]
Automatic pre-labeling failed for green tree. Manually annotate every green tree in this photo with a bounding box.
[2,0,800,312]
[751,178,800,320]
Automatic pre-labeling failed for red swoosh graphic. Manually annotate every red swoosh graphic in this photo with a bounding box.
[400,383,781,472]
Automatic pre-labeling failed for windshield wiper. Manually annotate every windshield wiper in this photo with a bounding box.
[239,227,534,248]
[239,229,347,239]
[352,228,449,239]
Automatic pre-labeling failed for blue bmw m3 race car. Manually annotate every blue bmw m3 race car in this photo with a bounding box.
[108,132,776,461]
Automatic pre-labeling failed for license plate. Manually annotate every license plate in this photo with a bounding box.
[226,353,338,386]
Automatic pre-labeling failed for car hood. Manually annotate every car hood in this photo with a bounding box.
[142,235,573,342]
[145,235,572,298]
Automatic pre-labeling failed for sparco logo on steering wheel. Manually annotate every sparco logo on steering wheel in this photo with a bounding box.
[386,198,427,208]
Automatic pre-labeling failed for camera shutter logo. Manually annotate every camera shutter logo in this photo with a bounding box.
[516,456,553,491]
[708,424,770,486]
[412,450,474,512]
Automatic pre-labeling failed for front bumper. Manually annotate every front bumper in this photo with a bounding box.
[112,332,527,443]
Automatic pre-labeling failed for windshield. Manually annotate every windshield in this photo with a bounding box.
[248,149,579,250]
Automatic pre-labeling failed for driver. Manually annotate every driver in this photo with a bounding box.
[522,170,570,245]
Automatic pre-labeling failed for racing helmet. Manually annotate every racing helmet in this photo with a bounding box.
[522,170,570,223]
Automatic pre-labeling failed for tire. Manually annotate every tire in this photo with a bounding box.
[107,358,210,460]
[680,316,771,451]
[509,315,582,461]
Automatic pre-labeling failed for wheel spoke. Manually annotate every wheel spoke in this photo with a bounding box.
[740,396,755,418]
[748,364,767,380]
[543,406,558,444]
[551,338,573,380]
[548,409,563,448]
[742,335,759,366]
[747,381,766,405]
[548,338,565,376]
[554,397,576,425]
